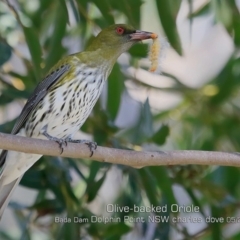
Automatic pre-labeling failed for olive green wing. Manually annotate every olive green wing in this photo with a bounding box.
[0,64,70,167]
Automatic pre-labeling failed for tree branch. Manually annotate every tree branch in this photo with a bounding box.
[0,132,240,167]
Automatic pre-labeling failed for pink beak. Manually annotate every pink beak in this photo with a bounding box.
[130,30,158,41]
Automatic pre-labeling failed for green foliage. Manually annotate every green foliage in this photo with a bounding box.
[22,26,42,79]
[0,0,240,239]
[107,64,125,120]
[0,42,11,67]
[155,0,182,55]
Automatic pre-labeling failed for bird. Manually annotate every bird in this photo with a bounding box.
[0,24,157,219]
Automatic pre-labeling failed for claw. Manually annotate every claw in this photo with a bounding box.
[85,141,97,157]
[42,130,98,157]
[65,137,97,157]
[41,125,67,154]
[55,139,67,154]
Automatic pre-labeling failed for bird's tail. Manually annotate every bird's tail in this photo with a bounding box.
[0,176,22,220]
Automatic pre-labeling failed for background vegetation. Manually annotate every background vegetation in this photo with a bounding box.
[0,0,240,239]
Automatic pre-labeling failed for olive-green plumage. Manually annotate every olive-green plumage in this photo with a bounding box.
[0,24,156,219]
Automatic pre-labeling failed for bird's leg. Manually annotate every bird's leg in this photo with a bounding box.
[65,137,97,157]
[40,125,67,154]
[41,125,97,156]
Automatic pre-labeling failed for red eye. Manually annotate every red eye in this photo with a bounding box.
[116,27,124,35]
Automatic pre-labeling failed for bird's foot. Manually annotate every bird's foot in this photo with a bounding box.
[41,125,97,156]
[41,126,67,154]
[65,138,97,157]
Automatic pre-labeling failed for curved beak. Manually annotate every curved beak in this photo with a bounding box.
[129,30,158,41]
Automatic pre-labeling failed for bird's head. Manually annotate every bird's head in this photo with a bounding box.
[86,24,157,62]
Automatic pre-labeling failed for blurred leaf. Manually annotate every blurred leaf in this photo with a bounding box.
[91,0,114,24]
[187,0,193,38]
[9,201,27,211]
[115,170,141,219]
[188,2,211,19]
[211,0,232,28]
[116,99,154,144]
[185,188,205,217]
[64,179,80,204]
[67,158,87,181]
[107,64,124,120]
[110,0,142,27]
[149,166,177,206]
[227,0,240,46]
[155,0,182,55]
[210,58,239,105]
[7,71,34,89]
[134,91,152,137]
[151,124,169,145]
[0,232,14,240]
[75,0,88,26]
[196,178,234,206]
[69,0,80,22]
[0,92,14,105]
[154,197,170,240]
[13,211,31,240]
[128,43,148,58]
[223,167,240,195]
[59,0,70,24]
[87,162,102,182]
[139,168,159,206]
[211,205,222,240]
[85,162,107,202]
[59,210,79,240]
[86,172,106,202]
[20,168,47,189]
[207,166,240,201]
[44,157,71,181]
[104,222,131,239]
[0,41,12,66]
[27,0,52,29]
[93,127,109,145]
[0,87,29,102]
[30,199,65,216]
[22,26,42,79]
[83,104,118,144]
[44,3,68,72]
[232,232,240,240]
[0,118,16,133]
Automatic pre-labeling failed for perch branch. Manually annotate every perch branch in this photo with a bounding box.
[0,132,240,168]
